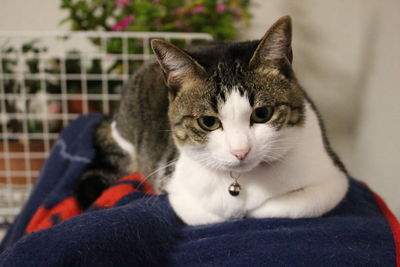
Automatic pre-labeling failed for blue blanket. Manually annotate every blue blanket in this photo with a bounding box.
[0,114,399,266]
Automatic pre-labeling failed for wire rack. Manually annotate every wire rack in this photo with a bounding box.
[0,31,213,222]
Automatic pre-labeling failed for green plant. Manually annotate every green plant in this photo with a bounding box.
[60,0,251,41]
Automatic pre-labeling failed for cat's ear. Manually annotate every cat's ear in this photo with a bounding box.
[151,39,206,90]
[249,16,293,70]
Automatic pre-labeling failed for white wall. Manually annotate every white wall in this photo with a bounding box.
[353,0,400,218]
[1,0,399,217]
[0,0,67,31]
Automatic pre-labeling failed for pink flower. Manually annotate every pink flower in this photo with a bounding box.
[115,0,130,7]
[175,7,185,15]
[155,18,161,25]
[111,15,134,31]
[192,5,205,14]
[216,4,225,13]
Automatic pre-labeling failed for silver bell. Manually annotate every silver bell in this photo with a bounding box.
[228,182,241,196]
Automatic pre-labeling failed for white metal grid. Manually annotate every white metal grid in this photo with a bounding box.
[0,31,213,221]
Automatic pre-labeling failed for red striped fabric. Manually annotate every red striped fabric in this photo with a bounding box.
[25,173,154,234]
[371,191,400,267]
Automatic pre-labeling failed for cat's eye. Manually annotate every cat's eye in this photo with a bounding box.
[251,106,274,124]
[197,116,221,131]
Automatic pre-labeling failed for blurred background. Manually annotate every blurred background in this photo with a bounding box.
[0,0,398,234]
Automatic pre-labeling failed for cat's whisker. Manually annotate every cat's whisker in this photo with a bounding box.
[263,153,284,160]
[261,151,287,164]
[139,159,178,186]
[268,141,298,147]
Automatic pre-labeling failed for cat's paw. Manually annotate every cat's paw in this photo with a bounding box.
[168,194,225,226]
[248,178,348,219]
[248,192,315,219]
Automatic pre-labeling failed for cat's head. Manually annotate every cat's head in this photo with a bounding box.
[152,16,305,173]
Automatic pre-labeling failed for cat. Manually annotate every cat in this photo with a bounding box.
[75,16,349,225]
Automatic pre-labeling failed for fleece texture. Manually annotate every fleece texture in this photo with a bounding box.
[0,114,398,267]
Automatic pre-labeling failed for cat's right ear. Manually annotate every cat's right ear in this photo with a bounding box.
[249,16,293,73]
[151,39,206,94]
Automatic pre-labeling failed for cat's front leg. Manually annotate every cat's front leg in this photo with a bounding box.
[248,177,348,219]
[168,193,225,226]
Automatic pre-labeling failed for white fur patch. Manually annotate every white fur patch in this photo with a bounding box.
[111,121,135,157]
[219,89,252,153]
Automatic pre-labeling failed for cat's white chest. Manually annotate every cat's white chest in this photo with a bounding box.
[166,155,272,225]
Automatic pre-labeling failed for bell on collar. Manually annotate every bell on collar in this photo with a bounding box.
[228,181,241,196]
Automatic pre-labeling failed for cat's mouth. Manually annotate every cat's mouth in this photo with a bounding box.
[190,148,262,173]
[218,157,262,173]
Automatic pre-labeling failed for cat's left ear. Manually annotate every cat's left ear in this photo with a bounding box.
[249,16,293,71]
[151,39,206,93]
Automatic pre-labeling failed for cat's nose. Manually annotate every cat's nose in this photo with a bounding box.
[231,149,250,160]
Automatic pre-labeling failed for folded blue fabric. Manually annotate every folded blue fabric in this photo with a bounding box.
[0,114,398,266]
[0,114,103,252]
